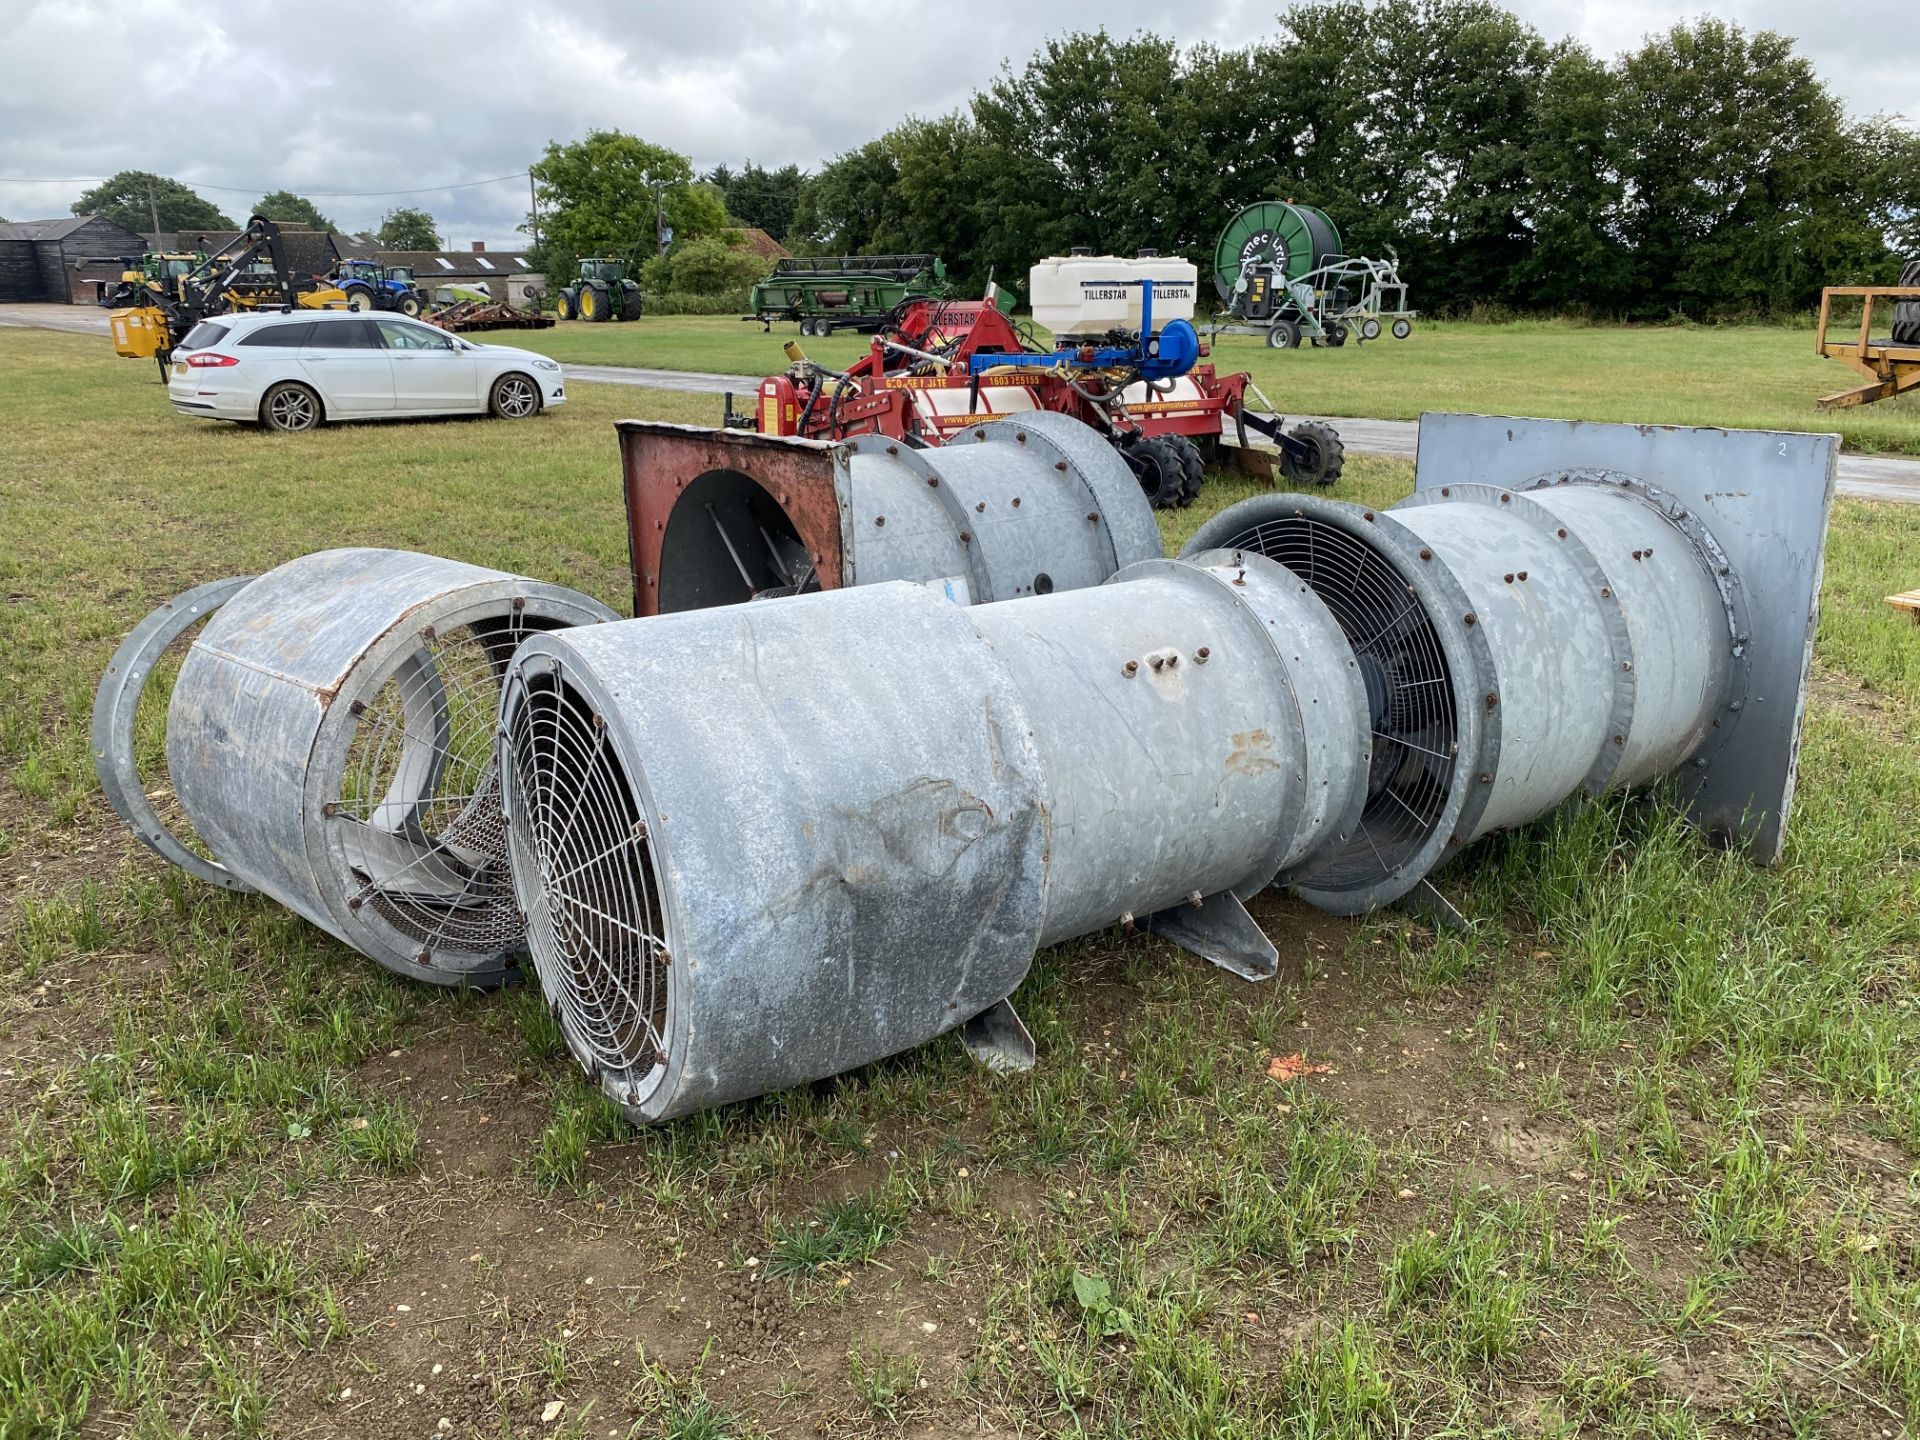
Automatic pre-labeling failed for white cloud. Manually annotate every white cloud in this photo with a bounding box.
[0,0,1911,245]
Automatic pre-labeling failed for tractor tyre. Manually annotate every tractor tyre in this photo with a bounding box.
[1280,420,1345,488]
[1266,319,1301,350]
[398,293,422,317]
[345,288,373,312]
[581,284,611,322]
[1163,434,1207,507]
[619,284,644,321]
[1123,435,1187,510]
[555,288,577,321]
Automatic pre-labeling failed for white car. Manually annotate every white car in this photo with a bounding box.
[168,310,565,432]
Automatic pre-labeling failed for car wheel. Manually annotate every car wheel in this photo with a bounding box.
[261,381,322,433]
[489,372,540,420]
[345,290,372,312]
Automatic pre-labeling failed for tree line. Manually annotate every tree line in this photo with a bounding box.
[69,173,441,251]
[754,4,1919,319]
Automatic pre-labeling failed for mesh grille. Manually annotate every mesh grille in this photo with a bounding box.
[1215,516,1460,891]
[337,615,544,958]
[502,665,669,1088]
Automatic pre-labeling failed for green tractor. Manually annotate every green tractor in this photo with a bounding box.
[554,257,643,322]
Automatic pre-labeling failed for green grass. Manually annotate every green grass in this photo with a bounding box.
[508,312,1920,456]
[0,325,1916,1435]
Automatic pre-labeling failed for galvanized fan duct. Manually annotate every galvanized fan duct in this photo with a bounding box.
[626,410,1162,615]
[498,552,1372,1123]
[1183,413,1832,914]
[1182,495,1492,913]
[93,574,260,893]
[162,548,619,985]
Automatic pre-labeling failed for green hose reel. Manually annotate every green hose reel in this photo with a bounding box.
[1213,202,1344,300]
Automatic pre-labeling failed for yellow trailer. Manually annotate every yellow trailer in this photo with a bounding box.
[1814,284,1920,409]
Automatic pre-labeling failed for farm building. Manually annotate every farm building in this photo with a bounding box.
[0,215,148,303]
[736,226,792,262]
[385,244,545,305]
[142,229,382,264]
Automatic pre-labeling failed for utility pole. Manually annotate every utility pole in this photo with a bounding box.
[528,171,540,252]
[650,179,671,255]
[146,174,160,236]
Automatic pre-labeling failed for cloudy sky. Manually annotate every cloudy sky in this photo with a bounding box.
[2,0,1912,247]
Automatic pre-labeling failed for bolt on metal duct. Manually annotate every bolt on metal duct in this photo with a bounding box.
[98,549,619,985]
[622,410,1161,614]
[1184,414,1837,914]
[498,551,1369,1122]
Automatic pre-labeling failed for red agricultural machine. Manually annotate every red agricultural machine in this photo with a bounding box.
[725,270,1344,510]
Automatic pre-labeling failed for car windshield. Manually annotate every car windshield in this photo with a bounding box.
[177,321,229,351]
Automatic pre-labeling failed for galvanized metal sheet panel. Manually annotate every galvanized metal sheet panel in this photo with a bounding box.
[1414,413,1836,863]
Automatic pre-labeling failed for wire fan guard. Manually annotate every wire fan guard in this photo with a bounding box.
[337,615,561,961]
[502,658,671,1099]
[1205,509,1464,900]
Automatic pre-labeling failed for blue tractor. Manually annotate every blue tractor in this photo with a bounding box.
[333,258,425,316]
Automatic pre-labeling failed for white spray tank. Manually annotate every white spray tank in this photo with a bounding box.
[1030,247,1198,341]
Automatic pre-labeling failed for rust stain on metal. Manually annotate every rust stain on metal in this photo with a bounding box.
[618,420,847,618]
[1225,728,1281,777]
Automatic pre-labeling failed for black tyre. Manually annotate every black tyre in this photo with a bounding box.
[620,284,643,321]
[344,288,373,313]
[1164,433,1206,507]
[1359,317,1382,342]
[555,289,577,321]
[1123,435,1187,510]
[489,372,541,419]
[1892,260,1920,345]
[397,293,422,317]
[261,381,322,433]
[1266,320,1301,350]
[1391,318,1412,340]
[1325,323,1348,348]
[1280,420,1345,488]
